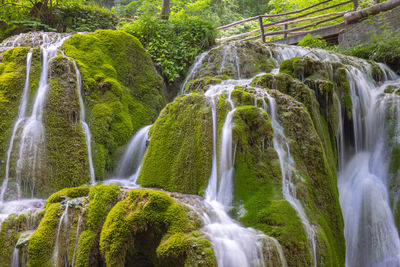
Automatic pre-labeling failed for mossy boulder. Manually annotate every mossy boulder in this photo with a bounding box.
[190,41,275,80]
[26,186,216,267]
[230,104,312,266]
[100,189,216,267]
[62,30,166,178]
[184,75,229,94]
[33,55,91,198]
[138,94,213,195]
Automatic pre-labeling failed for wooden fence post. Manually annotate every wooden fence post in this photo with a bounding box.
[353,0,358,9]
[258,16,266,42]
[284,24,288,38]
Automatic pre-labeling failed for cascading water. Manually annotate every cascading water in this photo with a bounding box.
[1,50,33,201]
[265,43,400,266]
[116,125,151,181]
[53,202,69,266]
[263,92,317,267]
[337,68,400,267]
[103,124,151,187]
[13,34,69,199]
[73,62,95,184]
[201,80,286,267]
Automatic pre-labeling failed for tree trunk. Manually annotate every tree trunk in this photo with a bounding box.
[345,0,400,24]
[160,0,170,20]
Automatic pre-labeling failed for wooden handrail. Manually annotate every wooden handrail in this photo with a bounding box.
[216,0,355,43]
[217,0,335,30]
[216,11,349,43]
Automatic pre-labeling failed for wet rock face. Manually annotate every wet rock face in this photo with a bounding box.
[187,41,276,82]
[0,32,71,50]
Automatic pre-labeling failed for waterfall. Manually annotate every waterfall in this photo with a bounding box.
[11,247,19,267]
[181,51,211,95]
[73,62,96,184]
[337,68,400,267]
[12,35,69,199]
[266,43,400,266]
[1,50,33,202]
[201,80,284,267]
[102,125,151,187]
[263,93,317,266]
[116,125,151,181]
[53,201,70,266]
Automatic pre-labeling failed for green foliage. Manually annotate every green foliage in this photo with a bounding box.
[120,1,216,82]
[0,0,117,41]
[52,4,118,32]
[298,34,328,49]
[340,30,400,73]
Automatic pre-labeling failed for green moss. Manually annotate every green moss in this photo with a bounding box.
[194,41,275,80]
[62,30,166,179]
[138,94,213,194]
[184,75,226,94]
[0,47,30,189]
[100,189,216,267]
[74,230,96,267]
[30,55,91,197]
[27,203,62,267]
[270,90,345,266]
[74,184,120,267]
[230,104,311,266]
[47,186,90,206]
[0,213,29,267]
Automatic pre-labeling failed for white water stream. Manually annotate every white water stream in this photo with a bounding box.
[202,80,286,267]
[1,51,33,201]
[73,62,96,184]
[14,35,69,198]
[102,124,151,187]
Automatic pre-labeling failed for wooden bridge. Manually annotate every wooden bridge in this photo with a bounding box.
[216,0,400,45]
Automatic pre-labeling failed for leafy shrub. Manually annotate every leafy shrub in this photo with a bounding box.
[52,4,118,32]
[0,1,117,41]
[298,33,328,49]
[120,2,216,83]
[340,30,400,72]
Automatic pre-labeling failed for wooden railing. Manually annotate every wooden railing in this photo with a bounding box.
[216,0,356,43]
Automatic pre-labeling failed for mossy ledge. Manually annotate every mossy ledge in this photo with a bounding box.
[24,186,215,267]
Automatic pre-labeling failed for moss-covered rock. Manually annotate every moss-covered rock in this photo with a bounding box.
[230,104,312,266]
[138,94,213,195]
[0,47,30,193]
[25,186,215,267]
[27,203,62,267]
[62,30,166,178]
[74,184,120,267]
[100,189,216,267]
[0,213,29,267]
[270,89,345,266]
[31,55,90,197]
[191,41,275,80]
[184,75,229,94]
